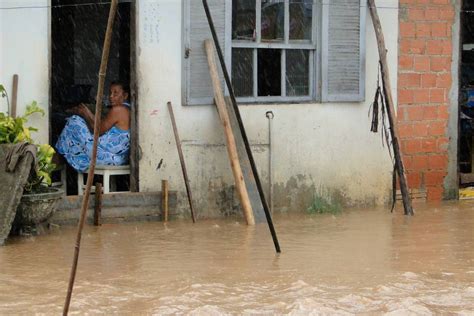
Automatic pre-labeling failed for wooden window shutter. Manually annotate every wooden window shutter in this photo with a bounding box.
[184,0,229,105]
[321,0,366,102]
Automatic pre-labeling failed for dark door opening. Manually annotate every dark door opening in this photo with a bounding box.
[51,0,135,195]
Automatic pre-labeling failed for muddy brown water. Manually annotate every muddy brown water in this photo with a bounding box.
[0,203,473,314]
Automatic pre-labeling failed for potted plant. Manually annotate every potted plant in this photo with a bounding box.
[0,84,63,233]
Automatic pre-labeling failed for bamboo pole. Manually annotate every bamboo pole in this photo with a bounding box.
[368,0,414,216]
[167,102,196,223]
[162,180,169,222]
[204,39,255,226]
[63,1,118,314]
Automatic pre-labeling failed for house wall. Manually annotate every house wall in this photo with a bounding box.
[136,0,399,217]
[397,0,458,200]
[0,0,50,144]
[0,0,401,217]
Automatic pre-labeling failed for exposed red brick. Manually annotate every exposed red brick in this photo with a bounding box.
[407,172,422,188]
[413,88,430,103]
[437,137,449,151]
[408,8,425,21]
[413,122,430,136]
[438,105,450,119]
[430,56,451,72]
[439,7,454,21]
[399,73,421,88]
[436,73,451,88]
[423,106,438,120]
[399,89,415,104]
[399,123,414,138]
[399,55,414,70]
[404,139,422,154]
[442,41,453,55]
[407,106,424,120]
[427,186,444,201]
[431,22,448,37]
[421,139,437,152]
[429,121,447,136]
[400,22,416,37]
[414,56,431,72]
[399,39,411,54]
[430,88,446,103]
[421,74,437,88]
[409,39,427,54]
[428,154,448,169]
[425,170,446,186]
[424,9,439,21]
[413,155,429,169]
[416,22,431,37]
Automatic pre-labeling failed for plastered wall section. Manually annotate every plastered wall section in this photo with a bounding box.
[136,0,399,217]
[0,0,50,144]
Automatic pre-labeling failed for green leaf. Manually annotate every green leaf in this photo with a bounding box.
[0,84,6,98]
[24,101,45,117]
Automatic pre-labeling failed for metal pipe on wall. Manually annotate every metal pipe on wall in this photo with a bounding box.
[266,111,274,213]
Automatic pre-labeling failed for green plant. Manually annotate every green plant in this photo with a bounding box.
[0,102,44,143]
[24,144,56,192]
[0,87,56,192]
[307,194,342,215]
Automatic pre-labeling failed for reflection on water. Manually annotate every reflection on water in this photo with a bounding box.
[0,203,473,314]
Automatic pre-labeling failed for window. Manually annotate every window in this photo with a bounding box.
[184,0,365,105]
[231,0,315,102]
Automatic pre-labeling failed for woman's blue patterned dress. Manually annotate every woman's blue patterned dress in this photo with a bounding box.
[55,115,130,172]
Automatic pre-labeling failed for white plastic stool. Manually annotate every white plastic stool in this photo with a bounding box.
[77,165,130,195]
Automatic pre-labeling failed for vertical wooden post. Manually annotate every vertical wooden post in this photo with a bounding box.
[162,180,169,222]
[167,102,197,223]
[368,0,414,216]
[94,183,102,226]
[204,39,255,226]
[63,1,119,314]
[11,75,18,118]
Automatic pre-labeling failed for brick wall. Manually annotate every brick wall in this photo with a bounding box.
[398,0,455,200]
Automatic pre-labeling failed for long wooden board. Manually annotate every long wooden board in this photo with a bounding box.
[225,97,266,223]
[205,39,255,226]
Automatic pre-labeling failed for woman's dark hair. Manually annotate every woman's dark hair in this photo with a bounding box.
[110,81,130,95]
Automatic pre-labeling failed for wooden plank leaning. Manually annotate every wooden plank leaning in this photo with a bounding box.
[368,0,414,216]
[204,39,255,226]
[167,102,196,223]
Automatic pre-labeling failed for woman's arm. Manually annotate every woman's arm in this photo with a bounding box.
[76,104,118,135]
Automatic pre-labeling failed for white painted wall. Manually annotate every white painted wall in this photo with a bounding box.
[137,0,399,216]
[0,0,50,144]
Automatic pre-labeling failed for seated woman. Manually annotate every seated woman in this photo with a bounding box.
[55,82,131,172]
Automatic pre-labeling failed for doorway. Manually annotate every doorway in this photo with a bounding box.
[50,0,136,195]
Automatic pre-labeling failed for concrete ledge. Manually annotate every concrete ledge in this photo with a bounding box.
[51,191,177,225]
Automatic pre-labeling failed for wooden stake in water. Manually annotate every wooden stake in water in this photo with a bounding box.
[162,180,169,222]
[94,182,102,226]
[63,1,118,314]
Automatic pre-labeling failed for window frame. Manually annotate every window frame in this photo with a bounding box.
[229,0,321,103]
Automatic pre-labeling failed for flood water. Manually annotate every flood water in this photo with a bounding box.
[0,203,473,314]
